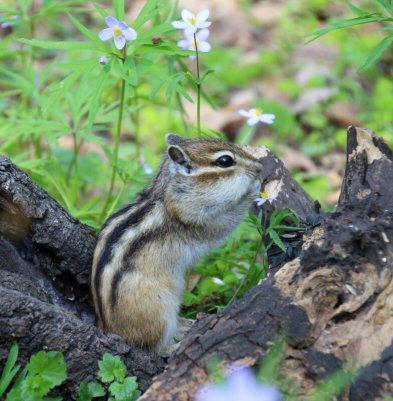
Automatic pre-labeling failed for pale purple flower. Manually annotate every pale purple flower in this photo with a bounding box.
[98,16,137,50]
[1,15,18,29]
[255,192,276,207]
[196,368,282,401]
[142,162,153,175]
[99,56,108,66]
[172,9,211,36]
[177,29,211,59]
[238,108,276,126]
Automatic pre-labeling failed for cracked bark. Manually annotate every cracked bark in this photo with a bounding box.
[1,127,392,400]
[139,127,393,401]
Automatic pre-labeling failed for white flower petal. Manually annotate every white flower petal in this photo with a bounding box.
[122,27,137,40]
[247,116,259,126]
[259,114,275,124]
[184,25,197,36]
[197,21,211,29]
[105,16,118,27]
[238,109,252,117]
[256,198,267,206]
[114,35,126,49]
[172,20,188,29]
[196,9,210,22]
[197,41,211,52]
[177,39,190,50]
[98,28,113,41]
[196,28,210,41]
[181,9,193,21]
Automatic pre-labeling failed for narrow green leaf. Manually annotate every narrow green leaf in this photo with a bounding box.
[133,0,163,29]
[258,335,287,382]
[307,15,393,42]
[67,13,107,50]
[344,0,369,16]
[94,4,108,19]
[18,38,97,51]
[269,230,287,252]
[305,368,356,401]
[360,34,393,69]
[113,0,125,21]
[0,344,20,397]
[88,73,110,125]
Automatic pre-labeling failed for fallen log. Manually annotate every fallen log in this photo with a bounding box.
[0,127,391,400]
[139,127,393,401]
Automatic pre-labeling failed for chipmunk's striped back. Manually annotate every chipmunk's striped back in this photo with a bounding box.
[91,134,263,352]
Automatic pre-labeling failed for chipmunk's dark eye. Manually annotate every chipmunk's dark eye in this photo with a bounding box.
[215,155,235,168]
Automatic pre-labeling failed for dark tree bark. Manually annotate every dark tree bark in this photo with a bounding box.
[0,157,166,397]
[0,127,392,400]
[139,127,393,401]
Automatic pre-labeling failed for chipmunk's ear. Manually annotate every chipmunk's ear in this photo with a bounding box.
[166,134,192,173]
[167,145,189,166]
[165,133,184,146]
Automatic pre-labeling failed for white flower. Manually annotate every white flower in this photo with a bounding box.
[238,108,275,126]
[172,9,211,36]
[255,192,276,207]
[98,16,137,50]
[196,368,282,401]
[177,29,211,58]
[99,56,108,66]
[212,277,224,286]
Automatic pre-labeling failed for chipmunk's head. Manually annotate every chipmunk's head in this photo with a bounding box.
[164,134,262,225]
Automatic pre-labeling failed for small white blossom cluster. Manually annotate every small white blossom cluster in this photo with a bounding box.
[196,367,282,401]
[172,9,212,58]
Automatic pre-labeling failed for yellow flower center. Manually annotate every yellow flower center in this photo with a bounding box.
[187,16,197,25]
[255,108,263,116]
[191,37,198,50]
[112,26,123,37]
[260,191,268,199]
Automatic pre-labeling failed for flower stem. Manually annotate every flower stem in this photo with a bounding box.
[194,33,201,136]
[99,46,127,223]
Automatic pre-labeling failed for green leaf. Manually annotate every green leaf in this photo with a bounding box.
[307,14,393,42]
[67,13,107,50]
[109,376,140,401]
[0,343,20,397]
[305,368,357,401]
[258,335,286,382]
[133,0,163,29]
[360,34,393,70]
[344,0,369,16]
[24,351,67,396]
[98,354,127,384]
[18,38,97,51]
[269,230,287,252]
[77,381,106,401]
[113,0,125,20]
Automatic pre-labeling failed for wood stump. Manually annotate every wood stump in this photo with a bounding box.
[0,126,392,400]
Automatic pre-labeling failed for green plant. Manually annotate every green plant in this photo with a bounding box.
[183,207,302,317]
[77,353,140,401]
[309,0,393,70]
[201,335,357,401]
[0,343,67,401]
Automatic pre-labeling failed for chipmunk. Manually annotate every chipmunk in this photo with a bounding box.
[91,134,263,353]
